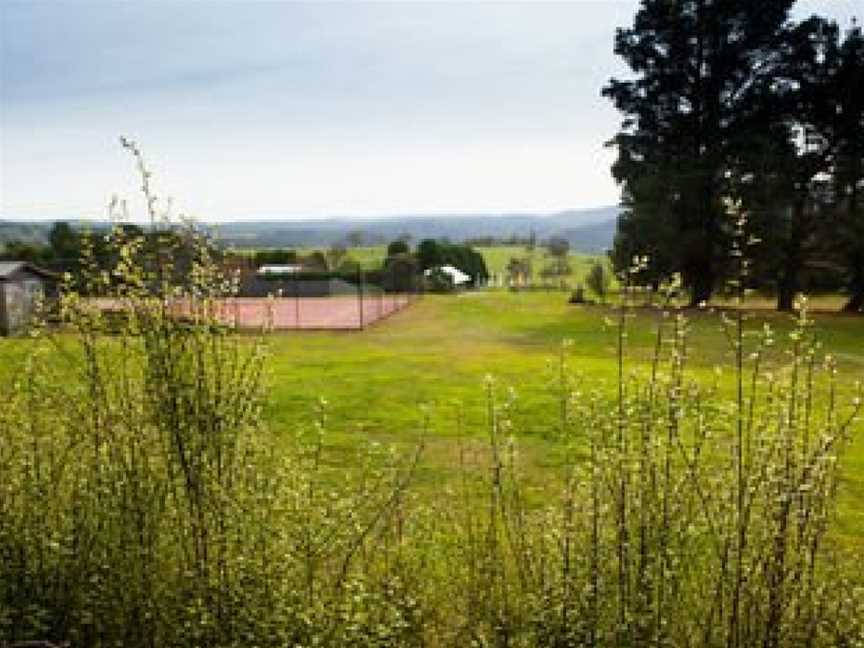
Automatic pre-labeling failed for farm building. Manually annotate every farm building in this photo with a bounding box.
[0,261,56,335]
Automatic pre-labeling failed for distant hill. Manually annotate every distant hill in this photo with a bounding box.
[1,207,620,254]
[212,207,619,252]
[0,221,51,247]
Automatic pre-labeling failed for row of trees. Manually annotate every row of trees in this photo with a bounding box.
[464,232,539,248]
[606,1,863,310]
[505,237,573,287]
[250,239,488,291]
[0,221,217,287]
[252,245,363,273]
[0,221,85,268]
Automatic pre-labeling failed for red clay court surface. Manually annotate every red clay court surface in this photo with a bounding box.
[220,295,415,329]
[92,294,416,330]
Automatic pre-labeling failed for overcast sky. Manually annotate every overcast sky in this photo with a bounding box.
[0,1,859,222]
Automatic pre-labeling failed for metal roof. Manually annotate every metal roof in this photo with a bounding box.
[258,264,305,275]
[0,262,25,278]
[0,261,57,280]
[424,264,472,285]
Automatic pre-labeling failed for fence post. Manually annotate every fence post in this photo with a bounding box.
[294,274,300,329]
[357,268,365,329]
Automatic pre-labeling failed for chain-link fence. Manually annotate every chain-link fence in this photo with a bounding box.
[229,267,421,330]
[36,256,422,331]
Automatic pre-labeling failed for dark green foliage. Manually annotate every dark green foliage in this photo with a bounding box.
[604,0,798,304]
[47,222,80,261]
[416,238,489,284]
[381,238,419,292]
[735,19,863,311]
[568,284,586,303]
[1,221,87,269]
[0,240,47,263]
[253,248,299,265]
[606,3,864,312]
[416,239,444,270]
[585,262,610,302]
[386,239,411,256]
[829,24,864,311]
[305,250,329,272]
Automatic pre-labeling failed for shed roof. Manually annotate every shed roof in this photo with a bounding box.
[0,261,58,281]
[258,264,306,275]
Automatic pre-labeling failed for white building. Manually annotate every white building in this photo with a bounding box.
[424,264,472,286]
[257,264,306,275]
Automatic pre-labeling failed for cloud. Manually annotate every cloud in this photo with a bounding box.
[12,1,849,220]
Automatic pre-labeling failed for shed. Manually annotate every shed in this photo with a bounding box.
[0,262,57,335]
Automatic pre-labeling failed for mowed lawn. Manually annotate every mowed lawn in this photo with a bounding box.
[475,245,608,284]
[260,291,864,548]
[1,291,862,548]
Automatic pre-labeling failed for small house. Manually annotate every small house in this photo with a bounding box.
[0,262,56,335]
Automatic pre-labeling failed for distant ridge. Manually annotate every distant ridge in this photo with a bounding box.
[2,206,620,253]
[211,207,619,252]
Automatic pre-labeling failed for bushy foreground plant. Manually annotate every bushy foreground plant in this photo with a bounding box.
[427,297,864,647]
[1,144,862,647]
[0,141,427,648]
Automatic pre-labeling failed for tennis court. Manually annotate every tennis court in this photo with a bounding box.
[219,292,416,329]
[90,290,417,330]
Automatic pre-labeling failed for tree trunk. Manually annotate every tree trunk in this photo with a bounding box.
[844,291,864,313]
[777,202,805,312]
[689,270,713,307]
[686,192,717,308]
[842,182,862,312]
[842,256,864,313]
[776,274,797,312]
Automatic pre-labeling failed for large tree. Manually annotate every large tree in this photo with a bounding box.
[734,17,841,311]
[742,18,864,312]
[604,0,797,304]
[829,23,864,312]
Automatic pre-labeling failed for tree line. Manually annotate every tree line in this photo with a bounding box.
[1,225,490,293]
[0,221,87,269]
[606,0,863,311]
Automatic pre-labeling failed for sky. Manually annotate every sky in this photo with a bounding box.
[0,1,859,222]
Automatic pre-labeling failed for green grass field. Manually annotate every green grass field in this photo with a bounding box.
[256,292,864,547]
[474,245,608,285]
[2,291,863,549]
[303,244,609,286]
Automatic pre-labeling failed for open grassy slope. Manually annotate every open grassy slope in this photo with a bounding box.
[255,292,864,546]
[2,291,862,548]
[474,245,607,284]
